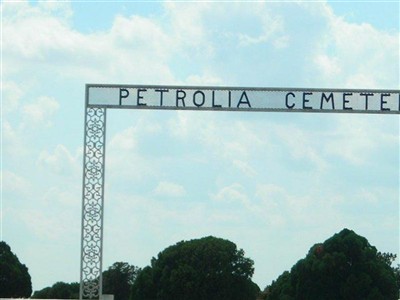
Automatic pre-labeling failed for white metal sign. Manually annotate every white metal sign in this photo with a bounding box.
[87,84,400,114]
[80,84,400,300]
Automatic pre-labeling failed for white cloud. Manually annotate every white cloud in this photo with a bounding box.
[2,170,31,195]
[314,54,341,77]
[109,126,138,151]
[255,184,286,208]
[108,117,162,152]
[212,183,249,206]
[168,114,266,165]
[184,73,223,86]
[210,181,336,230]
[2,120,17,145]
[110,15,172,59]
[17,208,79,241]
[22,96,59,127]
[273,35,290,49]
[154,181,186,198]
[324,115,397,165]
[254,184,289,227]
[354,189,380,205]
[238,12,284,47]
[3,1,76,60]
[167,111,193,139]
[42,185,81,207]
[273,123,329,170]
[36,1,73,19]
[37,144,80,176]
[311,3,399,88]
[4,1,397,90]
[2,81,24,113]
[2,1,177,84]
[164,2,212,53]
[232,159,257,177]
[2,120,28,158]
[106,117,163,182]
[3,94,60,162]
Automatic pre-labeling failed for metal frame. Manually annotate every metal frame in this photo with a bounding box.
[86,84,400,114]
[80,106,107,300]
[79,83,399,299]
[87,83,400,93]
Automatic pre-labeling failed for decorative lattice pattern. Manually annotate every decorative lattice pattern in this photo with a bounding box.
[80,107,106,299]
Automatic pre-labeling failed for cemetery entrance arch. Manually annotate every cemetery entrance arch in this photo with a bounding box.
[79,84,399,299]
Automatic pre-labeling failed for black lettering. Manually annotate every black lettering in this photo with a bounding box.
[320,92,335,110]
[343,93,353,110]
[176,90,186,107]
[155,89,169,106]
[303,92,313,109]
[212,91,222,108]
[137,88,147,106]
[119,88,129,105]
[228,91,232,108]
[360,93,373,110]
[285,92,295,109]
[380,93,390,111]
[237,91,251,108]
[193,91,205,107]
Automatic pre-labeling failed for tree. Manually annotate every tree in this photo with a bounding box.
[103,262,140,300]
[0,241,32,297]
[377,252,400,294]
[32,282,79,299]
[131,236,260,300]
[31,262,139,300]
[263,228,398,300]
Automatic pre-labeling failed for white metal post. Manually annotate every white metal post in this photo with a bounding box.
[80,105,107,300]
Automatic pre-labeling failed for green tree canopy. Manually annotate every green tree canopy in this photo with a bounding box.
[103,262,140,300]
[131,236,259,300]
[31,262,139,300]
[0,241,32,298]
[263,228,398,300]
[32,282,79,299]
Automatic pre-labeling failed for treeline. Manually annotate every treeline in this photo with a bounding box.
[1,229,399,300]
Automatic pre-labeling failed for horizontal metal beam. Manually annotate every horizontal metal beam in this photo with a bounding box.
[86,84,400,114]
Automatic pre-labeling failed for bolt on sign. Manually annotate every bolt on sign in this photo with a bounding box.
[80,84,400,300]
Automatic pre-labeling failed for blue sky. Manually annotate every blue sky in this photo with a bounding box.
[2,0,399,292]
